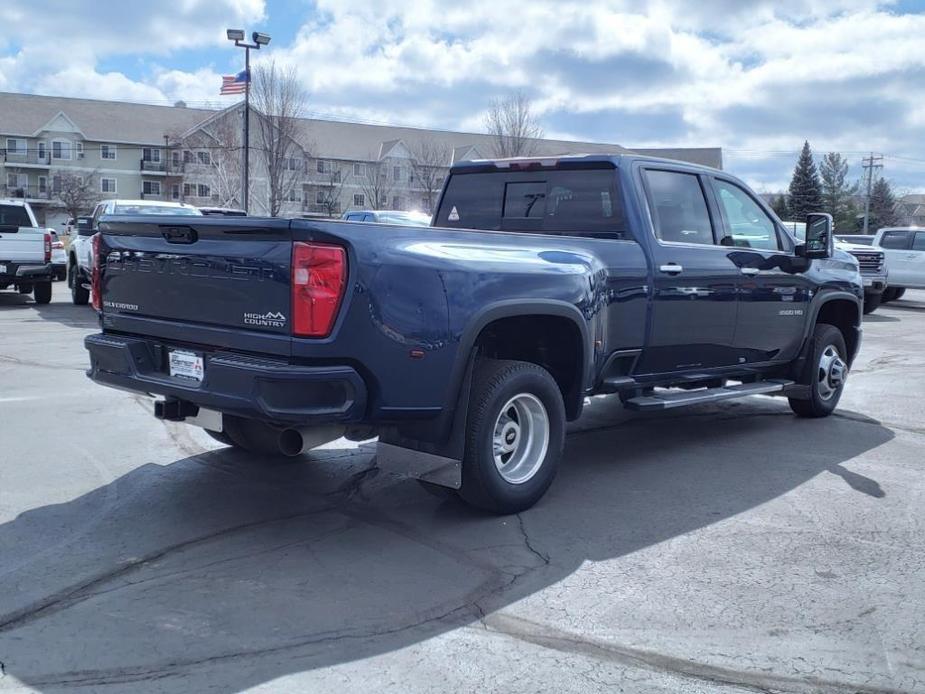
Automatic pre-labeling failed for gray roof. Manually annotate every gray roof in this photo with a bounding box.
[0,91,722,169]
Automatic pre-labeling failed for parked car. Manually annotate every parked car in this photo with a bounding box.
[341,210,431,226]
[784,221,886,313]
[871,227,925,303]
[49,231,67,281]
[85,154,863,514]
[198,206,246,217]
[68,199,202,305]
[0,199,54,303]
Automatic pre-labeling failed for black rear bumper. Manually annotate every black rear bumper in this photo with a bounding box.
[0,261,54,283]
[85,333,367,424]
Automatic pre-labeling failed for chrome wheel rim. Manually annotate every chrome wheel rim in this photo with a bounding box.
[492,393,549,485]
[817,344,847,401]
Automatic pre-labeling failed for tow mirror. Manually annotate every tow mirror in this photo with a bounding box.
[76,216,94,236]
[797,212,833,259]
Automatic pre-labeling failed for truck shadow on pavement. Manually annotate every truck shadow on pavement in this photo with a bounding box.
[0,291,99,330]
[0,399,894,691]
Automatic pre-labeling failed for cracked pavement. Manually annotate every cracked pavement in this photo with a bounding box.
[0,288,923,693]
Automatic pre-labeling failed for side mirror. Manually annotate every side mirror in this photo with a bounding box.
[76,216,94,236]
[797,212,833,259]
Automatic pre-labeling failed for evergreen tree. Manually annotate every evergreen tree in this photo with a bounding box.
[819,152,858,231]
[770,194,789,219]
[868,177,899,231]
[787,141,823,219]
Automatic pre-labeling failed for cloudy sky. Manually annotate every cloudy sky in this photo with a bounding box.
[2,0,924,192]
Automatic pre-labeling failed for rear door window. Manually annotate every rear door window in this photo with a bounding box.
[643,170,715,246]
[435,168,626,238]
[880,230,911,249]
[912,232,925,251]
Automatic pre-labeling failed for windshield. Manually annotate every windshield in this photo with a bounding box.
[0,204,33,227]
[112,204,202,216]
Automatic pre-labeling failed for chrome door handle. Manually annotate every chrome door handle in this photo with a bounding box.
[740,267,760,276]
[659,263,683,274]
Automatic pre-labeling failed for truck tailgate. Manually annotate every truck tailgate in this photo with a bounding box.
[100,216,293,338]
[0,226,45,263]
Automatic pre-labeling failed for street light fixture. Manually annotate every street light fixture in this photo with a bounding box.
[225,28,271,214]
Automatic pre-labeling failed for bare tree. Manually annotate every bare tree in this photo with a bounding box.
[199,116,243,208]
[55,171,99,221]
[360,160,394,210]
[250,61,309,216]
[484,91,544,158]
[315,165,346,217]
[410,138,450,213]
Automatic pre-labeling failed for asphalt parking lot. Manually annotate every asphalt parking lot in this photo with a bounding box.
[1,287,923,693]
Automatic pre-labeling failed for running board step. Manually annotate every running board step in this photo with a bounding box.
[625,380,794,411]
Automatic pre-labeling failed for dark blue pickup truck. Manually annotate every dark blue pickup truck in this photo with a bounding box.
[85,154,863,513]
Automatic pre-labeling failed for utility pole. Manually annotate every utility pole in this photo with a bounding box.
[862,153,883,234]
[226,30,271,214]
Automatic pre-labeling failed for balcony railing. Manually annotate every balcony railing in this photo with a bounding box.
[140,159,167,172]
[2,151,52,166]
[0,184,53,200]
[303,202,340,215]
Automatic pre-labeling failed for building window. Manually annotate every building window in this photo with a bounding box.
[38,176,47,193]
[52,140,72,160]
[197,184,210,198]
[316,191,326,205]
[393,165,401,182]
[288,157,303,172]
[37,142,47,160]
[5,138,21,154]
[171,184,180,200]
[171,151,181,167]
[197,151,211,166]
[142,147,161,162]
[101,178,117,194]
[353,194,365,207]
[100,144,117,160]
[183,150,194,164]
[183,183,194,197]
[392,195,402,210]
[318,159,336,174]
[75,141,84,159]
[142,181,161,196]
[287,189,300,202]
[353,162,365,177]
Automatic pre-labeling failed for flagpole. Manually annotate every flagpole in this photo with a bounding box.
[242,46,250,214]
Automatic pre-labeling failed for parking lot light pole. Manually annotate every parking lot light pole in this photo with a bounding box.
[226,30,271,214]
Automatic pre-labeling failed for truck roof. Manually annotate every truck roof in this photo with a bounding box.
[0,198,31,207]
[450,153,721,175]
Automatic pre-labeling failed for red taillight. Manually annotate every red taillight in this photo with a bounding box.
[291,242,346,337]
[43,232,51,263]
[91,233,102,311]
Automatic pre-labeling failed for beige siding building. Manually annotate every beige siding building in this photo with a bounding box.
[0,92,722,227]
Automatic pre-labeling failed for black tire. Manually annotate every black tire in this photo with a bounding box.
[862,292,881,315]
[457,359,566,514]
[880,287,898,303]
[893,288,906,301]
[69,263,89,305]
[33,282,52,304]
[789,324,848,418]
[55,268,67,281]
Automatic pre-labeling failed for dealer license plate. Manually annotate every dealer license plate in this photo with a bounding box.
[168,350,204,382]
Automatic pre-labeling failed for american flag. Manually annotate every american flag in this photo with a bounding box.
[220,69,249,95]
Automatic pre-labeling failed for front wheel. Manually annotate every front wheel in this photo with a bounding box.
[789,324,848,418]
[457,359,566,514]
[33,282,52,304]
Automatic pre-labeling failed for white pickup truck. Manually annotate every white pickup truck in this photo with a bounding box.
[0,199,54,304]
[872,227,925,303]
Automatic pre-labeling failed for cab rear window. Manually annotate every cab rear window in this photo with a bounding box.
[436,169,627,238]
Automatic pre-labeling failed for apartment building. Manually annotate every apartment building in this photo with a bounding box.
[0,92,723,228]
